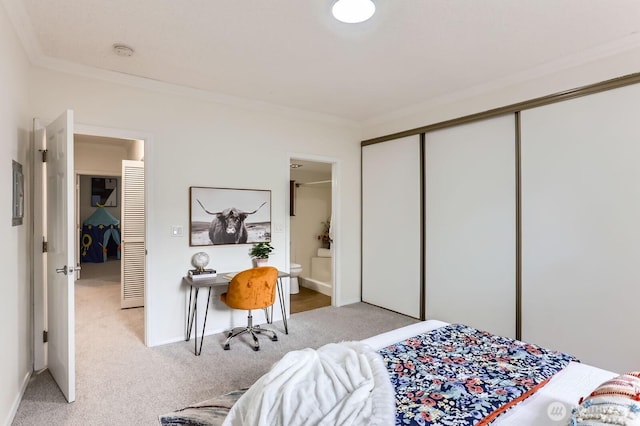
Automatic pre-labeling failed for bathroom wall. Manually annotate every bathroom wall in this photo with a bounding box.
[290,164,332,292]
[291,183,331,283]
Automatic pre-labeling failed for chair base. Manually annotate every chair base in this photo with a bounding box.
[223,324,277,351]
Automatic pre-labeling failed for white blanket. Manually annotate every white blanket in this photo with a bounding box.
[222,341,395,426]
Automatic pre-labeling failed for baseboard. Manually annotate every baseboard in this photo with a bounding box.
[150,328,227,347]
[150,308,287,348]
[300,277,332,296]
[4,370,32,426]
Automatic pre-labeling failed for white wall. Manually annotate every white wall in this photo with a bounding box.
[127,139,144,161]
[0,3,33,425]
[75,138,128,175]
[28,66,362,347]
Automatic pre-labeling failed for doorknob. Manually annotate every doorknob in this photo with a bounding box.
[55,265,74,275]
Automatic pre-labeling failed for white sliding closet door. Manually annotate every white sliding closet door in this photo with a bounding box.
[521,85,640,373]
[425,115,516,338]
[362,135,422,318]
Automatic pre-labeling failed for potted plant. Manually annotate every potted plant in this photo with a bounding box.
[249,242,274,267]
[317,218,333,249]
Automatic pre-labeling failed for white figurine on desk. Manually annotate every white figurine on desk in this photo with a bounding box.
[188,251,216,280]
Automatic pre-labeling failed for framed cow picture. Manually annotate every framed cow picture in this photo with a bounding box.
[189,186,271,246]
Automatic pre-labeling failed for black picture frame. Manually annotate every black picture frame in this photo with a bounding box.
[290,180,295,216]
[189,186,271,246]
[12,160,23,226]
[91,177,118,207]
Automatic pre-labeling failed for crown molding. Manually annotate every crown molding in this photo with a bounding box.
[2,0,42,64]
[364,32,640,128]
[2,0,359,129]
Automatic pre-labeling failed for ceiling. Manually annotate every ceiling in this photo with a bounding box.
[74,134,135,149]
[290,159,332,184]
[5,0,640,122]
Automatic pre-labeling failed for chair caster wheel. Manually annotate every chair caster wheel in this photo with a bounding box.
[271,336,278,341]
[223,344,230,350]
[253,346,260,351]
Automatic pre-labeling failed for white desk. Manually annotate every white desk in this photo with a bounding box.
[183,270,290,355]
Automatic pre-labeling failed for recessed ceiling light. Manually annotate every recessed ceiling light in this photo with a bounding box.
[290,163,303,169]
[332,0,376,24]
[113,43,134,57]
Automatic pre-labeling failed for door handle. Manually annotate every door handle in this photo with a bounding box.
[55,265,74,275]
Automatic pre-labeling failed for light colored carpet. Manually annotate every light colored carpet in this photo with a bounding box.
[77,259,121,282]
[12,261,418,426]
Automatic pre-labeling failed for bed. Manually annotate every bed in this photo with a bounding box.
[360,320,620,425]
[162,320,639,425]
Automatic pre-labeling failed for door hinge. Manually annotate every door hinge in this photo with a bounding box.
[40,149,48,163]
[42,238,48,253]
[43,330,48,343]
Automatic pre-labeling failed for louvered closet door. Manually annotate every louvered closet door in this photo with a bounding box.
[521,84,640,373]
[121,160,145,309]
[424,115,516,338]
[362,135,422,318]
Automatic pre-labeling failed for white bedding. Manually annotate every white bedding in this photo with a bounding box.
[362,320,618,425]
[222,341,395,426]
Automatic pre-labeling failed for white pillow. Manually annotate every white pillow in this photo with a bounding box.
[570,372,640,425]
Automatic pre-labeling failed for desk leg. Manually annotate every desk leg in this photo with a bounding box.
[194,289,200,354]
[186,287,199,342]
[277,277,288,334]
[195,288,212,356]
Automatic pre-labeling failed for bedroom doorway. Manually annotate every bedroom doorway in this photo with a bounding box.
[289,158,334,314]
[74,134,146,343]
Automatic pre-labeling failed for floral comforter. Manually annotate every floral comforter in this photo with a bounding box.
[378,324,576,426]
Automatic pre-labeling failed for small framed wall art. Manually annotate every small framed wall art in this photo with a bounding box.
[12,160,24,226]
[91,177,117,207]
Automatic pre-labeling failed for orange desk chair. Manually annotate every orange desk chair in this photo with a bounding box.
[220,266,279,351]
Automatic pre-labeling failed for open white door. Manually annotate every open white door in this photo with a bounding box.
[121,160,145,309]
[46,110,76,402]
[33,125,47,372]
[75,173,81,280]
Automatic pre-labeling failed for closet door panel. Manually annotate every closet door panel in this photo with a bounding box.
[425,115,516,338]
[362,135,422,318]
[521,84,640,372]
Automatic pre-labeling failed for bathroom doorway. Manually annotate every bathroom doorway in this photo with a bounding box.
[289,158,333,314]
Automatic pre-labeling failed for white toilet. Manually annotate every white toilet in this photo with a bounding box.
[289,263,302,294]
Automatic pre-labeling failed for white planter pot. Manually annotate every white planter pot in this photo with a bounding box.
[252,258,268,267]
